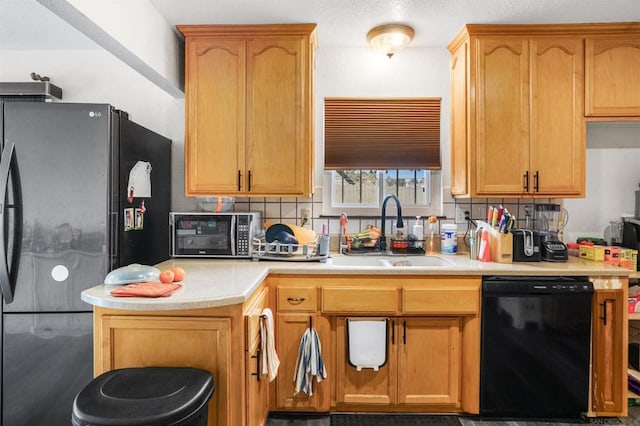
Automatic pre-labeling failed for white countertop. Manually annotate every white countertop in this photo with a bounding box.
[81,255,631,311]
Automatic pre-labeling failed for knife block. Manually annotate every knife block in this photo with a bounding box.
[487,227,513,263]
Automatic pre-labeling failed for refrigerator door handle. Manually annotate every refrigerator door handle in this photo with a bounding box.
[0,142,22,304]
[109,211,118,270]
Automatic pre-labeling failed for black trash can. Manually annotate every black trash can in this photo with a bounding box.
[72,367,214,426]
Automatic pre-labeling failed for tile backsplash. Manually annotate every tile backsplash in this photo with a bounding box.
[232,187,560,249]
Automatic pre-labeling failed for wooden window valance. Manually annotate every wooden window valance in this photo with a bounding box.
[324,97,441,170]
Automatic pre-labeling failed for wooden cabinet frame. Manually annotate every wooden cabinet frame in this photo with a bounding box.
[179,24,317,197]
[585,28,640,118]
[591,287,628,417]
[335,316,461,408]
[93,280,270,426]
[272,274,481,414]
[96,313,232,426]
[449,25,586,198]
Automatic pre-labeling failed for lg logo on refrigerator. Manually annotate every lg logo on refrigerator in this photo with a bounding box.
[88,111,102,117]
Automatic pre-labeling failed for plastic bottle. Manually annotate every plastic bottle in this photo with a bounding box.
[441,223,458,254]
[478,227,491,262]
[412,216,424,249]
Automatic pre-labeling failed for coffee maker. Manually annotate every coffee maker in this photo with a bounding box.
[533,204,569,262]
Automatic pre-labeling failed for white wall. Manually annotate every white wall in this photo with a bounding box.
[563,122,640,242]
[66,0,182,91]
[314,47,451,187]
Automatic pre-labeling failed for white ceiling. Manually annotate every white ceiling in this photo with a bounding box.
[1,0,639,51]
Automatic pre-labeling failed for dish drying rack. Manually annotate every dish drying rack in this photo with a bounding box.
[252,236,329,262]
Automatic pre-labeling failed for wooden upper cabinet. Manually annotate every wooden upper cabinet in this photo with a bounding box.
[449,27,585,198]
[529,37,584,195]
[585,35,640,117]
[179,24,317,197]
[246,38,310,195]
[475,37,530,195]
[184,38,245,195]
[449,41,469,197]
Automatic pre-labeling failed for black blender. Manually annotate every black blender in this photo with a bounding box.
[533,204,569,262]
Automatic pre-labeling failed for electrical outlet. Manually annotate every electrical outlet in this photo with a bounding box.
[455,207,468,223]
[300,208,311,225]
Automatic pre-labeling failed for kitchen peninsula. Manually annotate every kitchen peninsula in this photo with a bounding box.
[82,256,630,426]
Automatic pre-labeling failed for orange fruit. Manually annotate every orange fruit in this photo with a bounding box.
[172,267,186,282]
[159,269,174,284]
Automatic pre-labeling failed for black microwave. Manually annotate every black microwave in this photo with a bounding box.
[169,212,261,258]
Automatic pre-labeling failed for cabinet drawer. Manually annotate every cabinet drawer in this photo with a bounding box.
[277,286,317,312]
[403,287,478,314]
[322,287,399,313]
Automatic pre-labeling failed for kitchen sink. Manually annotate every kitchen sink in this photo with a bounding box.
[327,256,388,267]
[328,255,455,268]
[382,256,455,267]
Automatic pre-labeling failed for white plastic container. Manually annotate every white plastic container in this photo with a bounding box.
[441,223,458,254]
[412,216,424,249]
[412,216,424,240]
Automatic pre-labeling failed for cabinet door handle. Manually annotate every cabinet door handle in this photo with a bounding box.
[251,349,261,382]
[600,299,613,326]
[403,320,407,345]
[523,170,529,192]
[248,170,252,192]
[286,297,305,304]
[237,170,242,191]
[534,171,539,192]
[391,320,395,345]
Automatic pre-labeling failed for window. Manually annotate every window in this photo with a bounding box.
[322,97,443,217]
[323,169,441,217]
[384,170,429,206]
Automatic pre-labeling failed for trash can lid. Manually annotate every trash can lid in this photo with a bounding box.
[72,367,214,426]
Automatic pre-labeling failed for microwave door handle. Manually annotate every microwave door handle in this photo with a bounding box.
[230,216,237,256]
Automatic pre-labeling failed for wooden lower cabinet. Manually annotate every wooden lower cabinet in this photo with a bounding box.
[275,313,331,411]
[94,281,270,426]
[591,288,627,417]
[335,316,461,410]
[95,313,232,426]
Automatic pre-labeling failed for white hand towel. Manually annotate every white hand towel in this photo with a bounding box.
[293,327,327,396]
[260,308,280,382]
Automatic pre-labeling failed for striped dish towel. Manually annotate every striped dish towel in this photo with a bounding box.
[260,308,280,381]
[293,327,327,396]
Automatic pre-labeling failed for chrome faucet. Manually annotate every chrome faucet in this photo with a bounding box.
[379,194,404,253]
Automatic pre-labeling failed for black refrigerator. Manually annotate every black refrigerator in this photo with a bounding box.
[0,102,171,425]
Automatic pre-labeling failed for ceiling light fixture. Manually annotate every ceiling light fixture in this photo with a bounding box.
[367,24,415,58]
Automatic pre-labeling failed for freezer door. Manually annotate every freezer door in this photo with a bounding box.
[1,312,93,425]
[116,115,171,267]
[1,102,111,311]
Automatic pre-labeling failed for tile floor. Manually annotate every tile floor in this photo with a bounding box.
[266,405,640,425]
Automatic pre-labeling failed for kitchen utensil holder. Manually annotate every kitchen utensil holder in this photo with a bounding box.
[487,227,513,263]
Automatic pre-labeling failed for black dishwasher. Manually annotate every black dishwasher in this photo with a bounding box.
[480,276,593,418]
